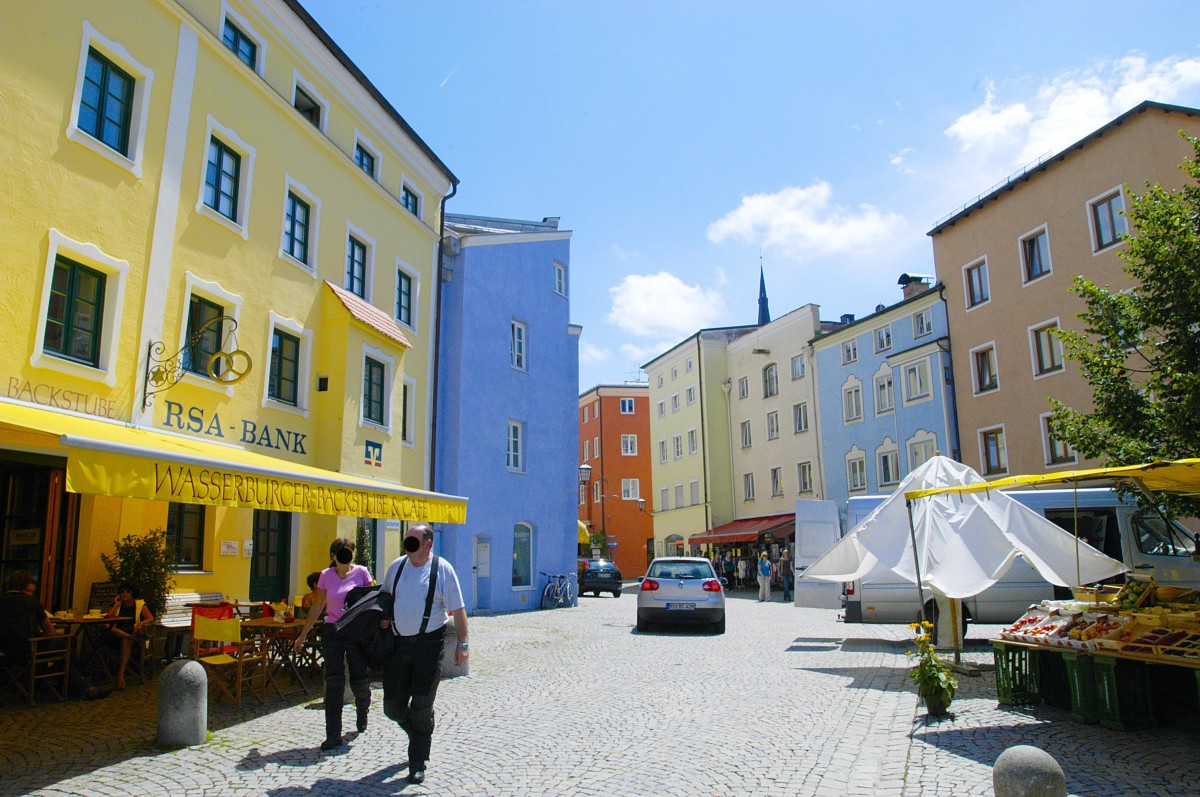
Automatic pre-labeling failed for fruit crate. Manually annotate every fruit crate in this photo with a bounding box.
[991,641,1041,706]
[1062,651,1097,724]
[1093,654,1155,731]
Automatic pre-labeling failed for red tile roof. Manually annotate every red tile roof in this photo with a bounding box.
[325,281,412,349]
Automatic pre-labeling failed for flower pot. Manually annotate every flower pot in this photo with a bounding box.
[921,688,951,717]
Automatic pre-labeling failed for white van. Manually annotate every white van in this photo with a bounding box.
[842,488,1200,625]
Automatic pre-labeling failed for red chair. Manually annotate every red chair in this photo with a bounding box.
[191,604,235,656]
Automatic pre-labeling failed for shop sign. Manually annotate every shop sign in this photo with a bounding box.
[364,441,383,468]
[6,377,119,419]
[162,400,307,455]
[763,533,774,544]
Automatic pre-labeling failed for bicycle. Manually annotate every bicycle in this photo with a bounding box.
[539,572,576,609]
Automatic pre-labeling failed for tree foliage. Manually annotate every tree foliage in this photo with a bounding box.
[100,527,176,618]
[1049,132,1200,515]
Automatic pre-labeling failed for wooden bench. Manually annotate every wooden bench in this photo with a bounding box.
[157,591,224,660]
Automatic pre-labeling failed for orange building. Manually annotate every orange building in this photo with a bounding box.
[578,384,652,577]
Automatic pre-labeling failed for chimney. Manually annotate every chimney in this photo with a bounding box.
[840,313,855,325]
[898,273,932,300]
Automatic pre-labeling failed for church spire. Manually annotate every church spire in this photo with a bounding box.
[757,259,771,326]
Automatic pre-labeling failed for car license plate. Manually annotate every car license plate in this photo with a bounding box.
[666,602,695,611]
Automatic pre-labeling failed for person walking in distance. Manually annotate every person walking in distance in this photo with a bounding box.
[779,548,794,603]
[757,551,772,602]
[378,524,469,785]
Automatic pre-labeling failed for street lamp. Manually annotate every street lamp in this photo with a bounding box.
[578,464,598,557]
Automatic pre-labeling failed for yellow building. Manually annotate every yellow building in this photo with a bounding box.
[0,0,465,611]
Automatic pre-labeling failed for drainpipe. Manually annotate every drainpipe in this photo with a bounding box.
[935,284,961,462]
[429,180,459,498]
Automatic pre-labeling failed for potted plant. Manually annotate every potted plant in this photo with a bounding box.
[100,527,176,619]
[907,620,957,716]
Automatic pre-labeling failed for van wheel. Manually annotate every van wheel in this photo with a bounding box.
[922,600,969,642]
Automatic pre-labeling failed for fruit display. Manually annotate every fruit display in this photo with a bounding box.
[1114,577,1156,610]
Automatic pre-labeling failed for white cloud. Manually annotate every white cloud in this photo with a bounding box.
[619,341,677,365]
[945,81,1032,152]
[889,147,915,173]
[706,181,908,262]
[607,272,726,338]
[579,343,609,363]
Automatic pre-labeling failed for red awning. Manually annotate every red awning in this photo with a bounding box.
[688,513,795,545]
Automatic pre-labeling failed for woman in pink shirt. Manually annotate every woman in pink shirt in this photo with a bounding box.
[294,537,373,750]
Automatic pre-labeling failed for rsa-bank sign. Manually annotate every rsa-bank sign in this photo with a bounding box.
[162,400,308,454]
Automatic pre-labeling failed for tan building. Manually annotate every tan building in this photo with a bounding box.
[930,101,1200,478]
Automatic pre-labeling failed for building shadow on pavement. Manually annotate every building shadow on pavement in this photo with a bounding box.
[265,762,413,796]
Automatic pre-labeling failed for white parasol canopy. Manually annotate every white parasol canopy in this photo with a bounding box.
[801,456,1127,599]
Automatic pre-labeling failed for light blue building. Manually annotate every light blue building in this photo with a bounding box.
[434,214,581,613]
[813,276,960,521]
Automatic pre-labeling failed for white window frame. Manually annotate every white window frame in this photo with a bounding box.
[791,354,806,380]
[797,462,813,494]
[903,359,932,404]
[743,473,756,501]
[360,343,394,433]
[843,383,863,423]
[593,481,601,502]
[219,2,267,75]
[511,319,528,371]
[344,222,376,302]
[621,478,641,500]
[970,341,999,394]
[291,70,329,133]
[278,174,321,274]
[553,262,567,297]
[1040,411,1077,467]
[507,420,524,472]
[687,428,698,455]
[657,400,666,418]
[979,424,1009,476]
[963,258,990,310]
[766,410,780,441]
[1029,318,1065,379]
[737,376,749,399]
[689,479,700,506]
[620,397,634,414]
[670,393,680,412]
[1019,224,1053,285]
[908,432,937,470]
[686,358,693,373]
[740,420,752,448]
[658,439,667,464]
[847,456,867,492]
[400,180,424,222]
[1087,186,1128,254]
[842,339,858,365]
[621,434,638,456]
[196,116,256,238]
[672,433,683,460]
[263,312,312,416]
[874,326,892,353]
[593,435,599,457]
[67,23,155,177]
[352,130,381,181]
[657,375,663,388]
[770,467,784,497]
[32,229,129,387]
[660,486,670,512]
[393,259,420,332]
[178,272,243,396]
[671,366,678,381]
[583,439,590,461]
[399,373,416,445]
[792,402,808,433]
[878,449,900,487]
[685,385,696,405]
[913,308,933,338]
[763,363,779,398]
[874,373,895,414]
[674,482,685,509]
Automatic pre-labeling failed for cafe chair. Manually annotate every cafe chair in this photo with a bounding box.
[190,616,266,707]
[0,635,72,706]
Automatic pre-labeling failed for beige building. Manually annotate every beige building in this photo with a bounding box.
[930,101,1200,478]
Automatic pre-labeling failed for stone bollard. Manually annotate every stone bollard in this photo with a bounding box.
[440,623,469,679]
[993,745,1066,797]
[157,659,207,749]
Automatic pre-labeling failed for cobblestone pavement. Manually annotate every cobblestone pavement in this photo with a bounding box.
[2,588,1198,796]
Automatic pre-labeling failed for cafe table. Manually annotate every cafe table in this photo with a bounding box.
[49,614,117,686]
[240,616,312,698]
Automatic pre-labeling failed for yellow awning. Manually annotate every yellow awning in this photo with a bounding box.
[906,458,1200,501]
[0,400,467,523]
[578,520,590,544]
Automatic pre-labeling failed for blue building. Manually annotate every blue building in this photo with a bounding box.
[434,214,580,613]
[813,276,960,519]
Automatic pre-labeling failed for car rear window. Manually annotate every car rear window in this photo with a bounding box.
[587,562,616,572]
[647,562,712,580]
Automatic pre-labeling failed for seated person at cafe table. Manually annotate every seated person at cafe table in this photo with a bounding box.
[299,571,322,619]
[104,582,155,690]
[0,570,108,700]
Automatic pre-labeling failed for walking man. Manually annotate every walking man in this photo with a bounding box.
[379,524,469,785]
[780,548,794,603]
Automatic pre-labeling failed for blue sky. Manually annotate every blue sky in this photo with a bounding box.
[301,1,1200,392]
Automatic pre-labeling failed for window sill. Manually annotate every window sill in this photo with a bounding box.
[264,397,309,418]
[171,569,213,575]
[66,127,142,178]
[278,251,317,277]
[32,351,116,389]
[196,203,248,240]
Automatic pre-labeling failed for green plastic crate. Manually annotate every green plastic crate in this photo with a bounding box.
[1094,655,1154,731]
[1063,651,1097,724]
[991,641,1041,705]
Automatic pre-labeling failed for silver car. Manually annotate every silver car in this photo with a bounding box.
[636,557,725,634]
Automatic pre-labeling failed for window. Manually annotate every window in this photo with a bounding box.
[685,385,696,405]
[1021,227,1051,282]
[593,436,599,456]
[791,354,806,380]
[848,457,867,491]
[512,523,532,588]
[510,321,526,370]
[401,185,420,218]
[672,434,683,460]
[621,434,637,455]
[166,502,205,570]
[346,236,367,298]
[879,450,900,486]
[660,487,670,512]
[689,480,700,506]
[1043,415,1075,466]
[582,439,589,460]
[1132,513,1197,558]
[621,479,640,500]
[687,429,697,455]
[874,326,892,353]
[283,191,311,265]
[671,393,680,412]
[965,260,989,308]
[293,85,321,127]
[222,20,257,69]
[766,411,780,440]
[904,361,930,401]
[913,308,933,337]
[657,375,663,388]
[770,467,784,497]
[658,440,667,464]
[43,256,106,367]
[980,427,1007,475]
[554,263,567,296]
[1090,191,1127,251]
[268,327,300,406]
[363,356,386,425]
[910,438,936,469]
[204,137,241,221]
[354,143,376,178]
[671,366,678,381]
[743,473,756,501]
[686,358,693,373]
[593,481,601,502]
[740,421,752,448]
[657,400,665,418]
[843,385,863,422]
[507,421,524,471]
[674,483,685,508]
[737,376,748,399]
[399,377,414,443]
[973,345,998,393]
[396,267,415,327]
[763,364,779,398]
[78,48,133,156]
[183,295,223,377]
[792,402,808,433]
[875,374,895,413]
[582,405,588,423]
[620,398,634,414]
[1031,321,1063,376]
[579,485,586,505]
[797,462,813,493]
[842,340,858,365]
